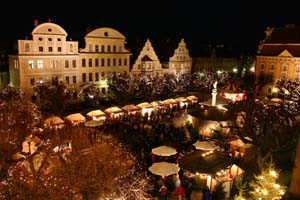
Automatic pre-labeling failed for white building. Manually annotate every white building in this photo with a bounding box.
[79,27,131,95]
[167,38,192,75]
[131,38,163,77]
[8,21,79,99]
[8,21,131,99]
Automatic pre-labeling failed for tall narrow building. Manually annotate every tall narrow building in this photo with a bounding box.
[168,38,192,75]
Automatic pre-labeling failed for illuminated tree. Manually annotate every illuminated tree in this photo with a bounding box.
[249,160,286,200]
[78,82,105,108]
[0,86,41,175]
[0,125,153,199]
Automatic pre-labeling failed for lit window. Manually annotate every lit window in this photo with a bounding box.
[28,60,34,69]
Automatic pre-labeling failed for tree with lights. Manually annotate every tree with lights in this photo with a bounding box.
[248,159,286,200]
[0,86,41,176]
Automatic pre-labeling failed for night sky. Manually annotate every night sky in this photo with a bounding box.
[1,1,299,56]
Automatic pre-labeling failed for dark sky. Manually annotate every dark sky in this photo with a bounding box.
[1,1,299,56]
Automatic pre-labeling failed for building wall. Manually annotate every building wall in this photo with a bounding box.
[255,55,300,82]
[8,22,79,99]
[79,27,131,95]
[131,39,163,77]
[193,57,239,73]
[167,38,192,75]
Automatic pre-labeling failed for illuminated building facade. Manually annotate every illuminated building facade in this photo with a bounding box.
[255,24,300,95]
[8,21,131,98]
[79,27,131,95]
[167,38,192,75]
[131,38,163,76]
[8,21,79,99]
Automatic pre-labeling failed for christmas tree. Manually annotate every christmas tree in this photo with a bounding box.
[249,160,286,200]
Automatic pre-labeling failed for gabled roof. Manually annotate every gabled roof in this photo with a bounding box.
[258,44,300,57]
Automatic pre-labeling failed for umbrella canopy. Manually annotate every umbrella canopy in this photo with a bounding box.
[152,145,177,156]
[84,120,104,127]
[44,116,64,127]
[193,140,219,151]
[148,161,180,177]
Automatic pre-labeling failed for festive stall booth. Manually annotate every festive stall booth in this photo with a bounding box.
[229,137,256,163]
[136,102,154,118]
[175,97,189,110]
[179,150,244,199]
[121,104,141,116]
[86,109,106,121]
[162,98,178,110]
[104,106,124,119]
[44,116,65,129]
[150,100,168,112]
[186,95,199,106]
[65,113,86,126]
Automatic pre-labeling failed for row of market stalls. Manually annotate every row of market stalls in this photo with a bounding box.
[43,95,199,128]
